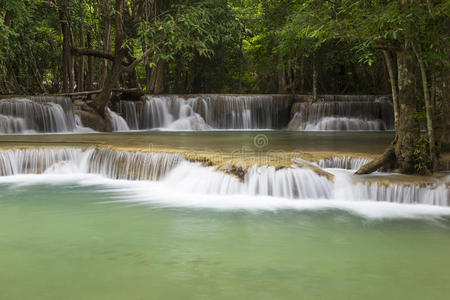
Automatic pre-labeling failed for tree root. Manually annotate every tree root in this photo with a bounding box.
[355,145,396,175]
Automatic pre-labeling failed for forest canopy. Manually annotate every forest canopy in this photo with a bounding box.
[5,0,444,96]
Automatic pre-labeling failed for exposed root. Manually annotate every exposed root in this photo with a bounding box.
[355,145,396,175]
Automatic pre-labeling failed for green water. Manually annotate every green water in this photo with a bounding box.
[1,183,449,300]
[0,131,394,153]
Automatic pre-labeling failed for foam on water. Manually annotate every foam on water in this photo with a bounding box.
[0,147,447,218]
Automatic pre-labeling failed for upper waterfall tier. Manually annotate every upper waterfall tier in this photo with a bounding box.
[0,94,395,133]
[288,101,395,131]
[121,94,393,131]
[121,95,293,130]
[0,96,76,133]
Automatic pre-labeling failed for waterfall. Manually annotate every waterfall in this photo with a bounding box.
[86,148,184,180]
[0,148,85,175]
[161,162,333,199]
[197,95,289,129]
[318,156,372,170]
[122,95,291,130]
[350,181,449,206]
[74,114,96,133]
[29,96,76,129]
[140,96,211,130]
[106,108,130,131]
[0,115,27,133]
[0,147,183,180]
[0,97,75,133]
[0,94,396,132]
[0,147,447,206]
[288,101,394,131]
[120,101,140,130]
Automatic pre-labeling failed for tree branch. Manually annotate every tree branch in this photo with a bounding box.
[71,47,115,61]
[123,48,154,72]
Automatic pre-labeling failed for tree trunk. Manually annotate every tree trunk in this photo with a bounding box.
[382,50,400,129]
[77,25,85,92]
[100,7,112,88]
[239,37,243,92]
[394,48,421,173]
[145,63,152,92]
[413,44,436,169]
[312,53,318,101]
[69,52,75,93]
[28,48,48,93]
[148,60,165,94]
[299,55,305,93]
[277,54,287,94]
[356,45,423,175]
[94,0,125,115]
[86,33,95,91]
[60,11,69,92]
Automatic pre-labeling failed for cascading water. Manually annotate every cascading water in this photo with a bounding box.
[164,163,333,199]
[197,95,290,129]
[121,95,292,130]
[0,97,76,133]
[120,101,141,130]
[86,148,184,180]
[0,148,85,175]
[0,147,447,207]
[30,96,76,128]
[0,115,27,133]
[106,108,130,132]
[350,181,449,206]
[0,94,396,132]
[288,101,394,131]
[318,156,373,170]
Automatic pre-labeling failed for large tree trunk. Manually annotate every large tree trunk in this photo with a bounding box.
[277,54,287,94]
[357,45,422,175]
[395,47,420,173]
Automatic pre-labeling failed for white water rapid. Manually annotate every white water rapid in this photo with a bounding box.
[0,148,447,210]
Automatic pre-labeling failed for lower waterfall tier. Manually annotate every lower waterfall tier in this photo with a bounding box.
[0,147,447,206]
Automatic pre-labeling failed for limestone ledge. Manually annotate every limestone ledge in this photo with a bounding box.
[0,144,448,187]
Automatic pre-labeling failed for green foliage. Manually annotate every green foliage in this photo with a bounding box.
[0,0,448,96]
[414,136,432,175]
